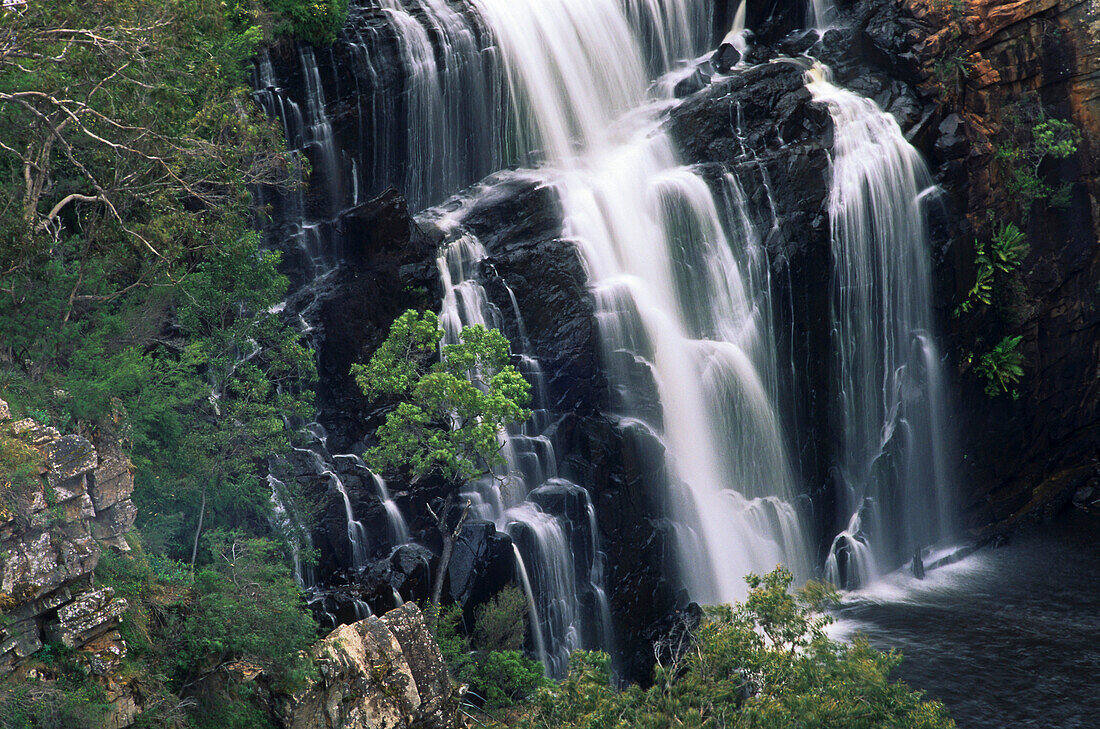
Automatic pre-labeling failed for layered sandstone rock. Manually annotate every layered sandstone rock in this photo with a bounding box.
[0,400,135,676]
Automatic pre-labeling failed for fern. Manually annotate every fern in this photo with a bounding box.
[976,335,1025,398]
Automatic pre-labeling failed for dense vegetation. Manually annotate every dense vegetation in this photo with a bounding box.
[501,569,954,729]
[0,1,349,726]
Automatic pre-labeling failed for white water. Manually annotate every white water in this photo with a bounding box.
[253,0,961,671]
[807,65,956,589]
[428,200,613,675]
[470,0,811,605]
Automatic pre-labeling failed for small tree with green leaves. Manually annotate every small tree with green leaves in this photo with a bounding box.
[996,108,1081,218]
[353,309,531,607]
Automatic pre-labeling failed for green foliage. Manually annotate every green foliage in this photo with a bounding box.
[996,105,1081,219]
[930,52,972,101]
[988,221,1028,273]
[474,585,529,653]
[260,0,350,44]
[0,1,323,725]
[511,567,954,729]
[353,310,532,483]
[0,427,41,498]
[0,0,315,561]
[975,335,1025,398]
[429,588,547,710]
[955,219,1027,316]
[0,681,108,729]
[170,533,317,691]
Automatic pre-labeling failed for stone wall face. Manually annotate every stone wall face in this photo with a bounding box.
[900,0,1100,534]
[0,400,136,676]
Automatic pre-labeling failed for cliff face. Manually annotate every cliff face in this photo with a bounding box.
[0,400,136,677]
[898,0,1100,534]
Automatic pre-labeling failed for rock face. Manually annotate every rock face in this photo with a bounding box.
[0,402,135,676]
[256,0,1100,686]
[286,602,459,729]
[884,0,1100,535]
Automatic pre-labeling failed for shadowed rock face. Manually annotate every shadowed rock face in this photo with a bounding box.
[0,402,135,677]
[258,0,1100,687]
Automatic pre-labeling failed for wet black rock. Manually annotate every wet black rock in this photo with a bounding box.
[712,43,742,73]
[776,28,820,56]
[934,113,970,160]
[447,520,515,608]
[674,67,712,98]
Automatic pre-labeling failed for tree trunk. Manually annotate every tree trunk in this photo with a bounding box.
[429,493,472,623]
[190,482,208,569]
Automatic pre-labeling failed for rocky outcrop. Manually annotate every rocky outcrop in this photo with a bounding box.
[0,401,135,676]
[285,602,460,729]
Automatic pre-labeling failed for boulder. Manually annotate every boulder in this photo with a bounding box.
[286,603,459,729]
[447,520,514,607]
[711,43,741,73]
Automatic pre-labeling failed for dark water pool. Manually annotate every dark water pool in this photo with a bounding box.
[833,511,1100,729]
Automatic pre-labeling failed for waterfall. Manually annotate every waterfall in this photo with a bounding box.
[252,0,961,673]
[427,200,613,676]
[469,0,811,605]
[807,65,956,589]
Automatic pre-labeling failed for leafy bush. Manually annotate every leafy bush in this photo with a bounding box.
[170,534,317,692]
[511,567,954,729]
[996,105,1081,219]
[474,585,529,653]
[0,682,107,729]
[429,588,548,710]
[275,0,349,44]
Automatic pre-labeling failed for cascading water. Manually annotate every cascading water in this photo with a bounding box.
[426,197,613,675]
[469,0,812,605]
[807,65,956,588]
[252,0,963,675]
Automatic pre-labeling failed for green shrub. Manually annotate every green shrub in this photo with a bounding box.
[170,534,317,692]
[473,585,529,653]
[262,0,350,44]
[512,567,954,729]
[0,681,108,729]
[996,105,1081,219]
[429,587,548,710]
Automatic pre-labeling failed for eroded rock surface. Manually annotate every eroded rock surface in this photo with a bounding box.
[0,401,135,676]
[286,602,459,729]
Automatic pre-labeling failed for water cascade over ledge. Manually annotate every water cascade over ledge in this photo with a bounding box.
[807,65,957,589]
[252,0,962,672]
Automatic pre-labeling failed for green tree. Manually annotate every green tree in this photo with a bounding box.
[429,588,547,711]
[353,309,531,608]
[353,309,531,483]
[514,567,954,729]
[171,533,317,692]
